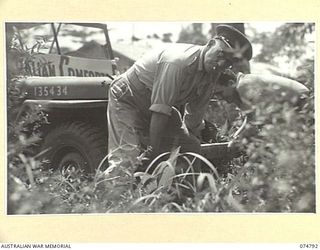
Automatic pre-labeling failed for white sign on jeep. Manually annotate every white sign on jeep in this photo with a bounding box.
[27,53,114,77]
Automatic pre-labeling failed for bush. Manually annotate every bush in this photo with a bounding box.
[235,94,314,212]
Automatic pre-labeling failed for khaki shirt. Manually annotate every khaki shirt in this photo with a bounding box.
[125,43,221,134]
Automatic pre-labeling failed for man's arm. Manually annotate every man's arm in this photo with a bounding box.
[149,111,170,159]
[148,62,183,158]
[236,73,309,107]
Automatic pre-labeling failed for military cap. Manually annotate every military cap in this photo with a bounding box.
[216,24,253,60]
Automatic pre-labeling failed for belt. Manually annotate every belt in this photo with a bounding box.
[125,67,144,89]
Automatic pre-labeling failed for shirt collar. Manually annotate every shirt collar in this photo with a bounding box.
[198,45,206,71]
[186,45,207,74]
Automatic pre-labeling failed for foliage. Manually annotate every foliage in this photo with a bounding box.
[177,23,207,45]
[252,23,315,64]
[7,87,48,214]
[236,88,314,212]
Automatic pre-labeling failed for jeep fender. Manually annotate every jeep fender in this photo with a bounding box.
[15,99,108,124]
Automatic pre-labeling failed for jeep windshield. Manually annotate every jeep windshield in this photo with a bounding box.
[10,22,116,76]
[13,23,114,58]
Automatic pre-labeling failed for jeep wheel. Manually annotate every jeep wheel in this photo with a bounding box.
[41,122,108,173]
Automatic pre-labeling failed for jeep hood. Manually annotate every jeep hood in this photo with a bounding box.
[14,76,112,100]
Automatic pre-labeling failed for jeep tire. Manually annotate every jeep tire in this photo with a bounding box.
[41,121,108,173]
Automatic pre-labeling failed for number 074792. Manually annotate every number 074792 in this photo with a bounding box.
[300,244,319,248]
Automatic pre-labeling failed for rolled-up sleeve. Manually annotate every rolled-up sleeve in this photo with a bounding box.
[150,62,183,116]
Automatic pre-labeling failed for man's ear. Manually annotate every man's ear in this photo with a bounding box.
[207,39,216,47]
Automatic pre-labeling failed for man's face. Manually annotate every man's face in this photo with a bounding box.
[203,39,233,73]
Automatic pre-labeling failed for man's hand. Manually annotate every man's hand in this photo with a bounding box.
[201,120,219,143]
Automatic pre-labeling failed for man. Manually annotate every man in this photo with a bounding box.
[107,25,252,172]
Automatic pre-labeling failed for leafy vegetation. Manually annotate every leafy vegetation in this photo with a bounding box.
[7,23,315,214]
[251,23,315,64]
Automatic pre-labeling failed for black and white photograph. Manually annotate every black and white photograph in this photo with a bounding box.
[6,22,315,214]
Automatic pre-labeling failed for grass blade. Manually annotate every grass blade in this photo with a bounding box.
[183,152,219,179]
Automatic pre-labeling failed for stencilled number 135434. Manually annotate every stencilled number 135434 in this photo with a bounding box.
[34,86,68,97]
